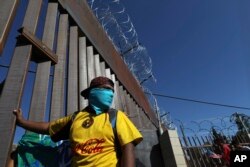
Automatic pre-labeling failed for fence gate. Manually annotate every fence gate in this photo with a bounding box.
[0,0,159,166]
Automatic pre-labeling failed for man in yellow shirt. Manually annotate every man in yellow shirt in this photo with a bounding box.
[13,76,143,167]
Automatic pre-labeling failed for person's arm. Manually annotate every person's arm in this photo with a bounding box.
[121,142,135,167]
[13,108,49,134]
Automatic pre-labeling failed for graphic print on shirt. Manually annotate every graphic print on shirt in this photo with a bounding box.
[74,138,106,154]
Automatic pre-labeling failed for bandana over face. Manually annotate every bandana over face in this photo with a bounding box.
[88,88,114,115]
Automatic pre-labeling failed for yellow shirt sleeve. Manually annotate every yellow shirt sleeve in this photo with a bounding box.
[49,115,72,141]
[116,110,143,146]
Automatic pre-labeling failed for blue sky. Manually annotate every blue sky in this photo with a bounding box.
[121,0,250,131]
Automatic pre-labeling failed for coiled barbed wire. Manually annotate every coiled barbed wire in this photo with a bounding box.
[86,0,155,86]
[174,115,245,137]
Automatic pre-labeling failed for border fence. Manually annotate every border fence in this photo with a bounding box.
[0,1,160,166]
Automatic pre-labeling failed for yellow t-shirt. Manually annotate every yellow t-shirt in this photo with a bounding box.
[49,110,143,167]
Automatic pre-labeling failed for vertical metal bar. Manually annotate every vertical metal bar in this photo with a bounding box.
[137,107,144,130]
[193,136,206,166]
[118,85,127,111]
[238,134,244,143]
[187,137,196,167]
[67,26,78,115]
[124,92,132,116]
[86,46,94,85]
[191,137,202,167]
[105,68,114,108]
[204,136,209,144]
[201,136,206,144]
[94,54,101,77]
[130,100,137,123]
[145,111,152,129]
[200,136,211,166]
[206,134,218,166]
[22,1,42,33]
[182,147,191,167]
[100,61,106,77]
[205,136,210,143]
[134,104,142,128]
[141,108,148,129]
[148,118,157,129]
[129,101,140,127]
[111,74,119,109]
[182,137,190,166]
[79,36,88,109]
[0,46,32,166]
[50,14,68,121]
[142,108,156,129]
[114,80,123,110]
[0,0,42,165]
[29,3,58,122]
[0,0,19,53]
[138,108,144,129]
[105,67,111,79]
[208,136,214,144]
[125,93,132,116]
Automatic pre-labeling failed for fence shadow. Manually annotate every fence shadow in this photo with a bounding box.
[150,144,164,167]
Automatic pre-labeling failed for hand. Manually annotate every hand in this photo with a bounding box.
[13,108,24,125]
[12,108,49,134]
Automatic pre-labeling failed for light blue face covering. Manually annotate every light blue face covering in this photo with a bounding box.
[88,88,114,115]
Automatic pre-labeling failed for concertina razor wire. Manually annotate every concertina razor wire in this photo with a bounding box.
[87,0,156,87]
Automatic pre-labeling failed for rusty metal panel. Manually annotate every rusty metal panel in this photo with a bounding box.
[79,36,88,108]
[58,0,158,126]
[0,0,19,53]
[50,14,69,121]
[18,28,58,64]
[87,46,95,85]
[29,3,58,122]
[0,0,42,165]
[67,26,79,115]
